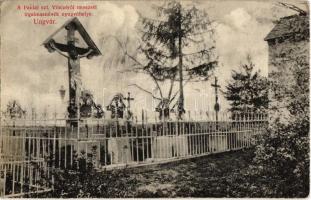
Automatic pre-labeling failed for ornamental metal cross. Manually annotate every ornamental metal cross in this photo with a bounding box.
[43,18,101,122]
[123,92,134,111]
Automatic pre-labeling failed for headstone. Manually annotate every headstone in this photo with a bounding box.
[107,138,132,164]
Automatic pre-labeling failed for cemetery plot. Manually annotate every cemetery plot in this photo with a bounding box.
[0,112,267,197]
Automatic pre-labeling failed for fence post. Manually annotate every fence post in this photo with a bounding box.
[142,114,145,163]
[135,117,139,163]
[3,167,6,196]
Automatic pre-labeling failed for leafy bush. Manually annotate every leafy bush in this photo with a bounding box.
[251,119,309,197]
[235,27,310,197]
[48,168,137,198]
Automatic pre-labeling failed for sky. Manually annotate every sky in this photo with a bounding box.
[0,0,307,118]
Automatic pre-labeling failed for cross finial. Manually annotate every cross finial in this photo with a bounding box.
[211,77,220,89]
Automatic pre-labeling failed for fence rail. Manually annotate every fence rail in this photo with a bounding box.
[0,158,52,197]
[0,111,268,197]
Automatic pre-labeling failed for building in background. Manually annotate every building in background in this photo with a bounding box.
[265,13,309,121]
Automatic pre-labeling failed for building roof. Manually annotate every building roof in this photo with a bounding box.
[264,14,309,41]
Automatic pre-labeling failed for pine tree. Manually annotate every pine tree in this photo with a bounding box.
[121,0,218,119]
[224,56,268,113]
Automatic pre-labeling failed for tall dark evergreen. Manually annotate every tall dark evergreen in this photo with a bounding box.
[224,56,268,113]
[123,1,218,119]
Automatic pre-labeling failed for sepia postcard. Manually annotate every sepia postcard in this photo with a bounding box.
[0,0,309,198]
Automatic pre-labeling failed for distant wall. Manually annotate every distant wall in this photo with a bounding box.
[268,39,308,78]
[267,38,309,122]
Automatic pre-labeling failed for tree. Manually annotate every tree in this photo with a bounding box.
[224,56,268,113]
[249,44,309,197]
[251,24,309,197]
[118,0,217,119]
[230,14,309,197]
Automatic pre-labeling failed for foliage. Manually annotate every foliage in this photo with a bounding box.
[40,145,136,198]
[138,1,217,82]
[41,149,254,198]
[250,119,309,197]
[120,0,217,119]
[244,24,309,197]
[224,56,269,113]
[49,168,137,198]
[269,40,309,122]
[223,15,309,197]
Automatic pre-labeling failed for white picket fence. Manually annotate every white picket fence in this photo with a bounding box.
[0,111,268,197]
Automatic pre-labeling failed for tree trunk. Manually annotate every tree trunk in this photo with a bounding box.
[178,9,184,119]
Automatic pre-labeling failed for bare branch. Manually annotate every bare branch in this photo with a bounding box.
[128,84,162,100]
[140,16,167,24]
[148,70,164,99]
[182,47,215,56]
[278,2,307,15]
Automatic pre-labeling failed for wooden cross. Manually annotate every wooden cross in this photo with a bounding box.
[211,77,220,104]
[124,92,134,111]
[50,24,91,120]
[43,18,101,122]
[211,77,221,128]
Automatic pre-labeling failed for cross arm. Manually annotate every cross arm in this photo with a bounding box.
[78,48,95,59]
[53,42,90,55]
[211,84,220,88]
[47,40,69,58]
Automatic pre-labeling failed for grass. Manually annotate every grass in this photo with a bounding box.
[130,149,255,197]
[39,148,257,198]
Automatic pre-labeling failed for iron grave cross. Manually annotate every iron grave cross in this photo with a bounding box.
[123,92,134,111]
[43,18,101,121]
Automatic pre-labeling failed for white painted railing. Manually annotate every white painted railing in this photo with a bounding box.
[0,111,268,197]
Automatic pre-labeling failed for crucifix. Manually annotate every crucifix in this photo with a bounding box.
[43,17,101,125]
[211,76,221,130]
